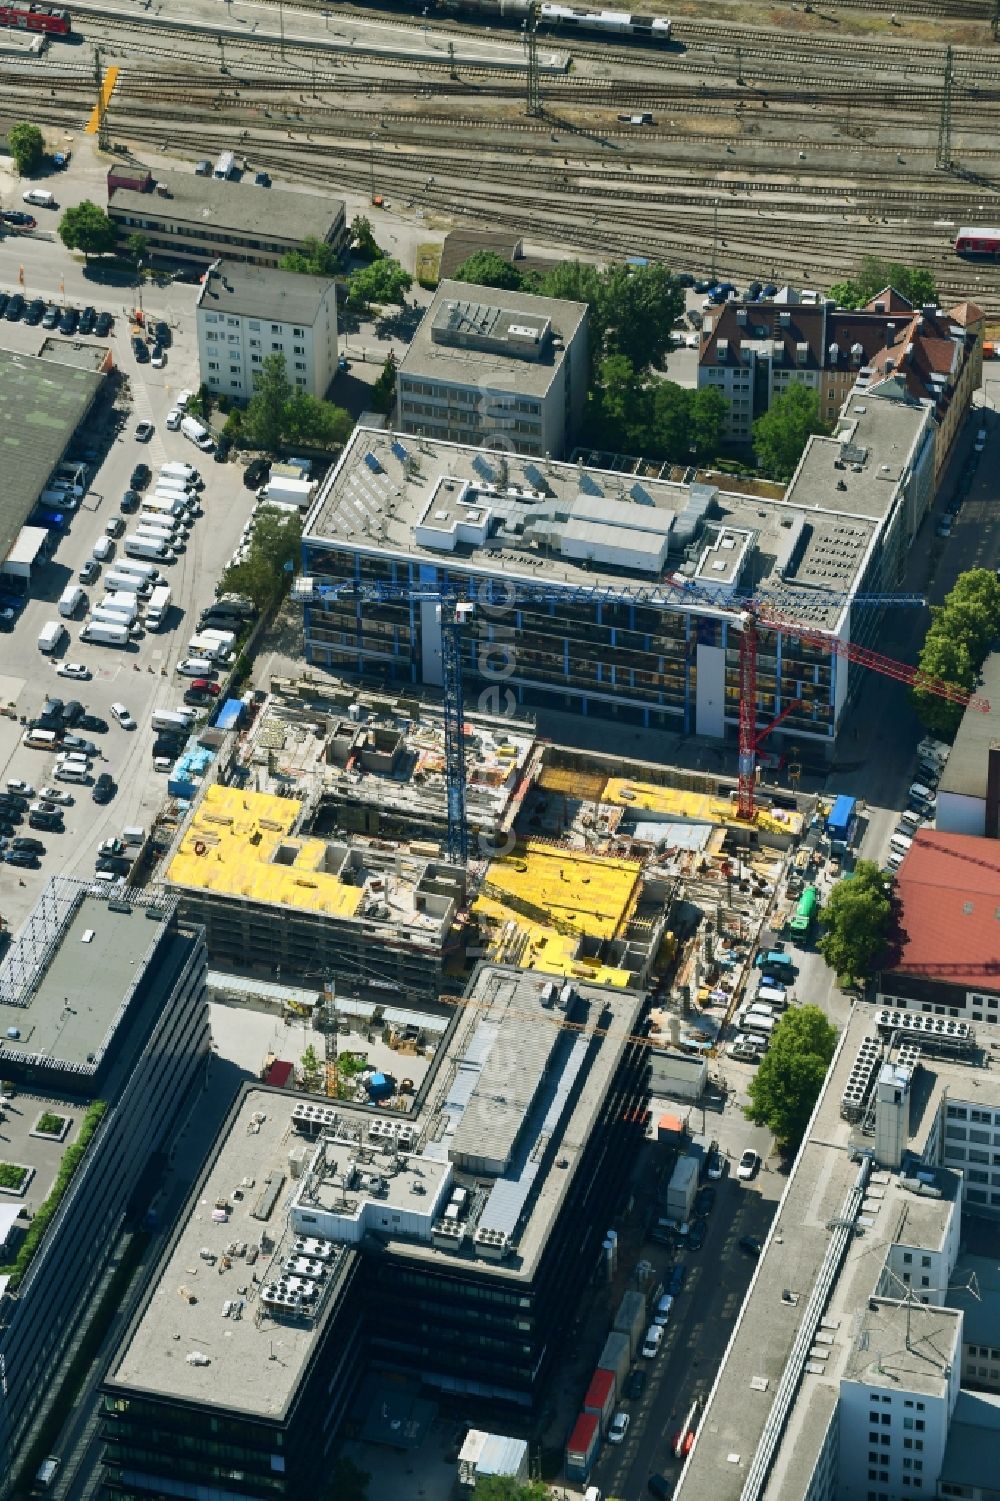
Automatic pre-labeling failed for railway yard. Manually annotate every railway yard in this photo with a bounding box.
[3,0,1000,309]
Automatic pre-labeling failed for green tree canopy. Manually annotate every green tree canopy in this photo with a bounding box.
[218,510,302,611]
[126,231,149,262]
[688,385,728,461]
[284,389,352,449]
[752,383,829,480]
[601,261,683,370]
[279,235,341,277]
[57,200,117,260]
[370,354,397,415]
[744,1004,839,1148]
[8,121,44,175]
[474,1478,550,1501]
[350,214,382,261]
[818,860,893,985]
[452,250,523,290]
[241,354,351,455]
[912,568,1000,735]
[347,257,413,310]
[828,255,937,310]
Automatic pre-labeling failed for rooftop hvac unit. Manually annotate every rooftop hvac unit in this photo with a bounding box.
[294,1235,334,1260]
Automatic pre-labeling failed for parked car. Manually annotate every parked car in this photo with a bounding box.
[190,678,221,696]
[78,714,108,734]
[608,1412,630,1445]
[57,660,92,680]
[150,344,166,369]
[4,849,39,868]
[120,489,139,514]
[624,1368,647,1401]
[132,337,149,363]
[648,1474,671,1500]
[738,1235,763,1257]
[92,772,116,804]
[706,1149,725,1180]
[153,320,171,347]
[95,310,113,336]
[737,1149,760,1181]
[687,1219,706,1251]
[165,408,182,431]
[135,421,155,443]
[130,463,151,490]
[59,308,78,335]
[42,304,60,329]
[694,1185,716,1217]
[37,786,73,806]
[62,734,97,756]
[244,457,270,489]
[11,837,45,854]
[110,702,135,730]
[105,516,125,539]
[668,1263,686,1296]
[61,700,84,726]
[6,779,34,798]
[79,305,96,334]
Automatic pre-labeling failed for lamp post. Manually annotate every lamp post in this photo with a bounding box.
[369,132,376,205]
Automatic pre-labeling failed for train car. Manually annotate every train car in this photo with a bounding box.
[0,3,71,33]
[437,0,671,41]
[955,226,1000,257]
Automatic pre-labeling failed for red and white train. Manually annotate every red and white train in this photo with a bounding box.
[0,2,70,33]
[955,226,1000,257]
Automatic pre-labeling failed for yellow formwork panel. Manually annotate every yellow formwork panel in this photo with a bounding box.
[85,65,119,134]
[477,841,641,940]
[603,778,803,837]
[538,764,609,801]
[521,929,633,988]
[166,785,363,918]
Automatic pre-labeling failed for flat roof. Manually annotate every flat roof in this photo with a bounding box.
[399,279,588,400]
[786,390,932,522]
[108,171,344,247]
[0,347,103,564]
[940,1392,1000,1489]
[303,428,881,631]
[108,1086,357,1419]
[197,260,336,326]
[0,879,177,1074]
[675,1004,999,1501]
[949,1255,1000,1350]
[36,338,110,373]
[938,653,1000,801]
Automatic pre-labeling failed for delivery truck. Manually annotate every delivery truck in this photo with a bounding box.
[81,620,130,647]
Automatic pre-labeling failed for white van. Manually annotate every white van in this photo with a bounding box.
[151,709,195,734]
[58,584,84,618]
[741,1012,777,1037]
[159,462,200,486]
[23,188,55,208]
[38,620,67,654]
[180,414,213,452]
[757,984,788,1010]
[114,561,159,584]
[908,782,935,806]
[93,535,114,562]
[54,763,89,784]
[889,831,913,856]
[641,1324,664,1358]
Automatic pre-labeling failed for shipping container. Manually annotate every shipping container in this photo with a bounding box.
[656,1112,686,1146]
[613,1290,647,1360]
[583,1367,616,1435]
[597,1329,631,1389]
[666,1155,699,1221]
[826,794,857,848]
[565,1411,600,1482]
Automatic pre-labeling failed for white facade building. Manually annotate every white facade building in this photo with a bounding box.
[195,259,338,403]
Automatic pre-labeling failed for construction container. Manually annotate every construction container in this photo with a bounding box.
[657,1112,685,1146]
[613,1290,647,1359]
[597,1329,631,1389]
[565,1411,600,1482]
[583,1367,616,1435]
[665,1155,699,1221]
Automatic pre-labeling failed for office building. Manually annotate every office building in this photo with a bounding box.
[101,965,647,1496]
[395,280,589,459]
[0,879,209,1496]
[195,260,339,402]
[107,170,346,269]
[876,830,1000,1025]
[934,654,1000,839]
[673,1004,1000,1501]
[299,417,927,759]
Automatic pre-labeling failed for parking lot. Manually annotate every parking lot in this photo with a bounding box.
[0,304,257,932]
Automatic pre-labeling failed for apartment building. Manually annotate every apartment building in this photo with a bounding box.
[698,292,981,473]
[934,654,1000,838]
[875,831,1000,1032]
[101,966,647,1496]
[673,1004,1000,1501]
[195,260,339,401]
[396,281,589,459]
[0,879,209,1495]
[107,170,346,269]
[298,417,930,759]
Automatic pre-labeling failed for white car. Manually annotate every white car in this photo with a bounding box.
[110,702,136,730]
[38,785,73,806]
[153,755,174,773]
[165,408,182,430]
[6,779,34,798]
[608,1412,630,1445]
[56,662,92,680]
[737,1149,760,1181]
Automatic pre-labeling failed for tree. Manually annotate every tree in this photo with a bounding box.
[828,255,938,310]
[8,121,44,176]
[370,355,397,415]
[912,568,1000,734]
[688,385,728,461]
[244,355,293,453]
[648,380,692,462]
[284,389,352,449]
[817,860,893,985]
[350,214,382,260]
[126,231,149,263]
[219,511,302,611]
[600,262,684,371]
[744,1005,838,1149]
[279,236,341,277]
[300,1044,321,1090]
[752,383,829,480]
[474,1479,550,1501]
[347,257,412,310]
[57,200,117,261]
[452,250,524,291]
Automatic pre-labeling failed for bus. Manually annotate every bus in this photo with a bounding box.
[789,884,818,940]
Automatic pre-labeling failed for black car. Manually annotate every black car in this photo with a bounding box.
[214,436,231,463]
[120,489,140,514]
[746,280,763,300]
[42,303,60,329]
[648,1475,672,1500]
[61,699,84,726]
[0,820,16,837]
[675,271,695,288]
[624,1368,647,1401]
[738,1235,763,1257]
[253,171,271,188]
[42,696,64,719]
[78,714,108,734]
[24,298,45,326]
[693,278,713,294]
[130,463,151,490]
[0,793,28,813]
[152,736,184,759]
[688,1219,707,1251]
[0,292,8,317]
[4,294,24,321]
[61,734,97,756]
[694,1185,716,1217]
[96,854,130,875]
[95,310,113,336]
[762,282,778,298]
[10,837,44,854]
[4,849,38,868]
[132,336,149,363]
[92,773,116,804]
[59,308,78,335]
[668,1263,687,1295]
[29,812,62,831]
[154,320,171,347]
[79,305,96,334]
[244,457,270,491]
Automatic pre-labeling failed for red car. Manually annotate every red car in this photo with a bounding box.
[191,679,220,696]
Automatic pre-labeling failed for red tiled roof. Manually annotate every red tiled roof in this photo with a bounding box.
[863,287,914,314]
[948,300,985,326]
[887,831,1000,987]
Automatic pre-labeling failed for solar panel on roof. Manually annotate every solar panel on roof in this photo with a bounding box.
[391,441,408,462]
[579,472,603,496]
[630,482,654,506]
[364,452,383,475]
[472,454,495,482]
